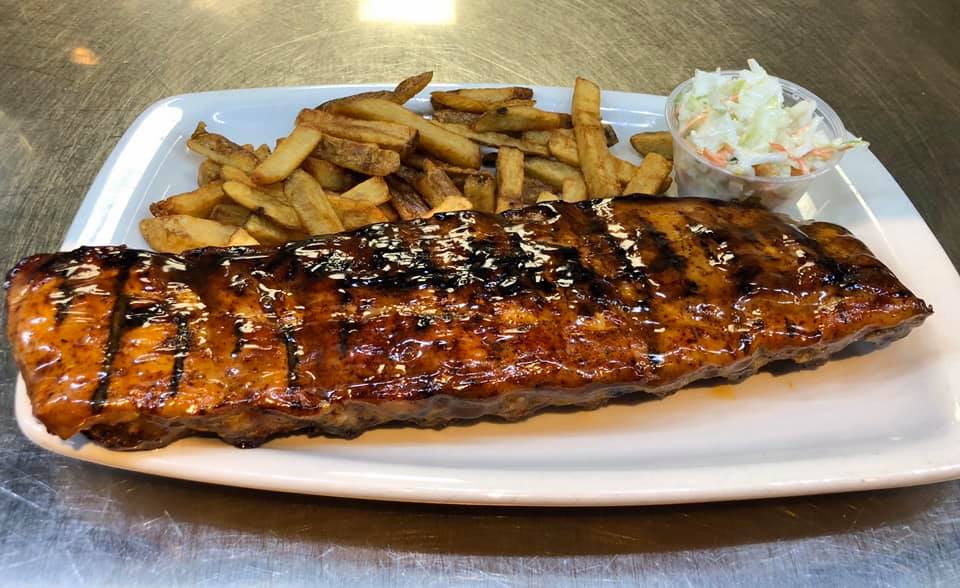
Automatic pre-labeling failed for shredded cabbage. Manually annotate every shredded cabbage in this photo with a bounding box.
[675,59,867,177]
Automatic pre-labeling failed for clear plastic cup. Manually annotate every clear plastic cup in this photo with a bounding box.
[665,73,847,210]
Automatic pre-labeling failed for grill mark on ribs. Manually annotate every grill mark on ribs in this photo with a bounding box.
[4,196,933,449]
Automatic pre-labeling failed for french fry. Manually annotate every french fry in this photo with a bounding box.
[197,159,222,186]
[284,170,344,235]
[496,147,524,212]
[547,129,580,167]
[523,156,583,188]
[402,153,487,176]
[251,125,323,184]
[463,174,496,213]
[139,215,257,254]
[473,106,572,132]
[521,130,553,146]
[623,153,673,195]
[222,180,301,229]
[602,124,619,147]
[326,196,389,230]
[428,196,473,217]
[330,98,481,168]
[437,122,551,157]
[313,133,401,176]
[219,165,286,201]
[186,122,259,173]
[243,214,302,246]
[629,131,673,159]
[572,77,619,198]
[431,93,535,113]
[317,90,394,111]
[339,176,392,206]
[301,157,358,191]
[297,109,417,153]
[521,176,554,205]
[210,203,251,226]
[430,87,534,112]
[536,192,560,203]
[392,71,434,103]
[561,177,587,202]
[431,109,482,126]
[253,144,272,162]
[149,181,226,218]
[385,176,431,220]
[548,129,637,183]
[415,160,463,207]
[378,202,400,222]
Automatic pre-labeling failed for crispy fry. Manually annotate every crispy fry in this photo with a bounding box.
[301,156,358,191]
[186,122,259,173]
[623,153,673,195]
[431,109,482,126]
[603,124,619,147]
[297,108,417,153]
[326,196,389,230]
[242,214,302,246]
[284,170,344,235]
[385,176,431,220]
[222,180,301,229]
[253,144,271,162]
[572,77,619,198]
[547,129,637,183]
[547,129,580,167]
[521,176,554,205]
[430,86,534,112]
[428,196,473,217]
[561,177,587,202]
[219,165,286,201]
[437,122,551,157]
[431,90,535,113]
[415,160,463,207]
[339,176,392,206]
[521,130,552,146]
[463,174,496,213]
[330,98,481,168]
[209,203,251,226]
[392,71,434,103]
[139,215,257,254]
[197,159,221,186]
[474,106,572,132]
[149,181,226,218]
[629,131,673,159]
[313,133,401,176]
[316,90,395,111]
[536,192,560,203]
[250,125,322,184]
[523,156,583,188]
[402,152,487,176]
[496,146,524,212]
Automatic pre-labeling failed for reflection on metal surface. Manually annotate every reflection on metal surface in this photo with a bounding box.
[70,47,99,66]
[358,0,455,24]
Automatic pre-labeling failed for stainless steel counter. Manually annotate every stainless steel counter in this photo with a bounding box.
[2,0,959,585]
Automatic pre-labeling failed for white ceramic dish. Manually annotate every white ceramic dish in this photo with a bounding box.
[14,84,960,506]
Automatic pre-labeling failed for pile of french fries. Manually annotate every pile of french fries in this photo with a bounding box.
[140,72,675,254]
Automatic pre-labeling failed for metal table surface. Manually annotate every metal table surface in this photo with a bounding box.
[1,1,959,585]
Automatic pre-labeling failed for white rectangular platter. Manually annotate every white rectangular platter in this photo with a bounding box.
[14,84,960,506]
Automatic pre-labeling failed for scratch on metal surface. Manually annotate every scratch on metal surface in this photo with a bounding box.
[0,485,44,511]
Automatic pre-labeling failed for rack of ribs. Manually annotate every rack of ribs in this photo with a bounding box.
[4,196,932,450]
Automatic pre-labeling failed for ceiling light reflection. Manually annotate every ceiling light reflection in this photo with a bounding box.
[358,0,455,25]
[70,47,99,66]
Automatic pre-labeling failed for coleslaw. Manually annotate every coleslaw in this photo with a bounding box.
[674,59,867,178]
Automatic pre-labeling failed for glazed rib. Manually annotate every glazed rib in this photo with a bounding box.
[4,196,932,449]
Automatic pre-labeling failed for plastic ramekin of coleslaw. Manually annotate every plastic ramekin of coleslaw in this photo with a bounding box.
[665,59,868,209]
